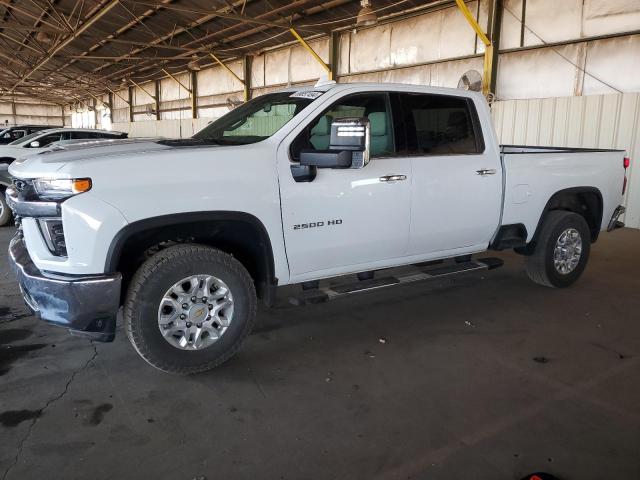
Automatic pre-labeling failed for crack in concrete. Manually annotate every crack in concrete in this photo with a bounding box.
[1,342,98,480]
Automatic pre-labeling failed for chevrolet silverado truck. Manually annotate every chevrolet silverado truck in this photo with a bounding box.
[6,82,629,374]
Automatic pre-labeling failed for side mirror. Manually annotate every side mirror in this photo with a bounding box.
[29,141,40,148]
[299,117,370,170]
[328,117,370,169]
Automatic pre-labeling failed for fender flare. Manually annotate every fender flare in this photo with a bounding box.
[104,211,277,300]
[530,186,603,246]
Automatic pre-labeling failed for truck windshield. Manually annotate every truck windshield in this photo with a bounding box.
[193,92,315,145]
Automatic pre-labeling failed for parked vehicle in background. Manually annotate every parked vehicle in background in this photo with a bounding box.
[0,128,127,226]
[5,82,629,374]
[0,162,13,225]
[0,128,127,165]
[0,125,61,145]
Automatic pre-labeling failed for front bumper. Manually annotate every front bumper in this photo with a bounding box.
[607,205,626,232]
[8,234,121,342]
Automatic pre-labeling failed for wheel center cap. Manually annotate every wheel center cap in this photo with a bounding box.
[188,305,208,323]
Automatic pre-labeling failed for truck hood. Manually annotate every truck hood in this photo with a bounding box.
[7,138,205,178]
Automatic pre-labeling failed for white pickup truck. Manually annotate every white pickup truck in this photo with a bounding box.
[6,82,629,374]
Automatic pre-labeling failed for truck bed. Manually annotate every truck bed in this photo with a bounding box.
[499,145,626,241]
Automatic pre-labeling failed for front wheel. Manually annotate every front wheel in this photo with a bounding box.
[525,211,591,288]
[124,244,257,374]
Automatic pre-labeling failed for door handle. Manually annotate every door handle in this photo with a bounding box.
[379,174,407,182]
[476,168,496,176]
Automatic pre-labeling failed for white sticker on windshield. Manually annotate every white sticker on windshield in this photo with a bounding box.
[290,91,323,100]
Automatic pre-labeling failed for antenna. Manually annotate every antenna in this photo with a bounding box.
[314,75,336,88]
[457,70,483,92]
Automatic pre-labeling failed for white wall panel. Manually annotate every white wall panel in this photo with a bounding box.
[439,3,478,58]
[113,89,128,109]
[389,12,442,65]
[160,73,191,102]
[0,99,64,126]
[582,35,640,95]
[349,25,392,72]
[501,0,524,49]
[290,39,329,82]
[198,61,244,96]
[523,0,583,46]
[497,44,582,99]
[265,48,290,85]
[133,82,155,106]
[430,57,484,88]
[492,93,640,228]
[583,0,640,36]
[251,54,265,87]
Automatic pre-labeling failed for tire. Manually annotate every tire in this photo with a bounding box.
[525,211,591,288]
[124,244,257,374]
[0,190,12,227]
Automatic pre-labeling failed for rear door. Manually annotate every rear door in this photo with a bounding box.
[398,92,502,255]
[278,91,412,280]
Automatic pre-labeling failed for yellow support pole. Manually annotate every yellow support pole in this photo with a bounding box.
[209,52,246,86]
[106,86,129,105]
[455,0,490,46]
[455,0,492,95]
[129,78,157,100]
[482,44,494,97]
[161,68,192,93]
[289,27,332,80]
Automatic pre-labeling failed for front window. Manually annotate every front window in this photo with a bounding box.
[9,130,48,146]
[289,93,395,161]
[193,92,316,146]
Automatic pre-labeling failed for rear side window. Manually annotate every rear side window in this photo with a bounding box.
[399,93,484,155]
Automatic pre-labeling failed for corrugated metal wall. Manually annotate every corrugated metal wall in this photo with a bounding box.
[0,99,66,126]
[492,93,640,228]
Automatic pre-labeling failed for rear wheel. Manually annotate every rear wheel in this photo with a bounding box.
[525,211,591,288]
[124,244,257,374]
[0,190,12,226]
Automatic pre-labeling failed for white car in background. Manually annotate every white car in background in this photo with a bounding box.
[0,128,127,163]
[0,128,127,226]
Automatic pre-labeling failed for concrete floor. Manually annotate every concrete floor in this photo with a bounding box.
[1,226,639,480]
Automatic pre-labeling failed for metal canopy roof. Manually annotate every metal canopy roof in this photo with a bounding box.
[0,0,435,105]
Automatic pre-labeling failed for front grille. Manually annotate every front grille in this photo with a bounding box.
[38,218,67,256]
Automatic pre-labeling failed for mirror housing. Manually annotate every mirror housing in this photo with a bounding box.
[29,141,40,148]
[329,117,370,168]
[299,117,370,170]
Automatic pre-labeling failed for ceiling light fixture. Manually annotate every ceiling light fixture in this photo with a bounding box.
[356,0,377,27]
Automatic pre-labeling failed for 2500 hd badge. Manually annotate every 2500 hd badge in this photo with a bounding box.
[293,219,343,230]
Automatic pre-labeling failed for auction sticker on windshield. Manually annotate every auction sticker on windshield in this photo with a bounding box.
[290,91,324,99]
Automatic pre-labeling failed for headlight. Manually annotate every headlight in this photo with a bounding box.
[32,178,92,200]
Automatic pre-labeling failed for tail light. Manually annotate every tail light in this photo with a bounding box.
[623,157,630,195]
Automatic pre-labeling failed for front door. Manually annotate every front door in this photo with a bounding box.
[278,92,412,281]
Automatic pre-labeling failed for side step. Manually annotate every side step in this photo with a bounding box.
[289,257,503,306]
